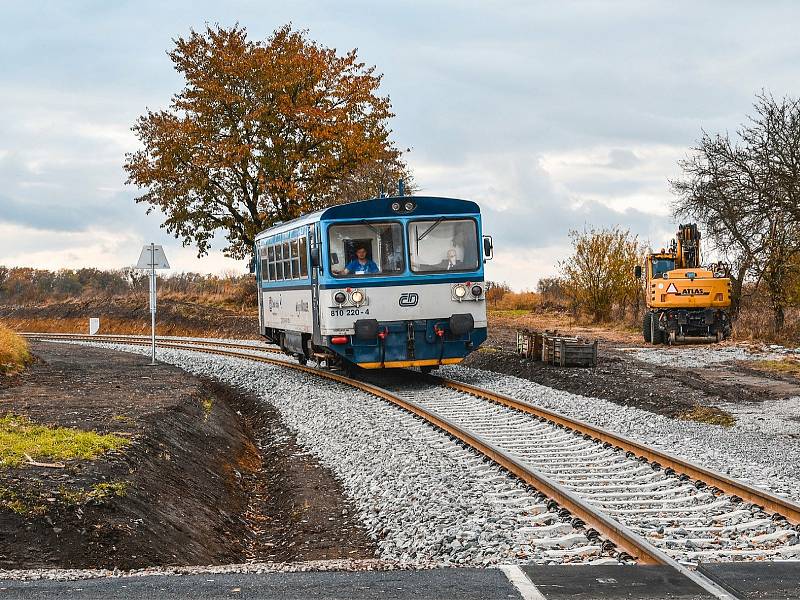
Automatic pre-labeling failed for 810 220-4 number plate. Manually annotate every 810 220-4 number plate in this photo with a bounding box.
[330,308,369,317]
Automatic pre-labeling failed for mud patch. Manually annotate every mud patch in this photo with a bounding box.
[0,342,374,569]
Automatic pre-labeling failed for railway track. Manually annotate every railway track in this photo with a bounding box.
[26,332,800,599]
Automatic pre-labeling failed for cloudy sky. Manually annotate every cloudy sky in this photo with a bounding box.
[2,1,799,289]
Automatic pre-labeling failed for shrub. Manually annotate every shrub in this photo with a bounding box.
[0,324,30,374]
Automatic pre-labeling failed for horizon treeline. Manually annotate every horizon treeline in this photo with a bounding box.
[0,266,256,307]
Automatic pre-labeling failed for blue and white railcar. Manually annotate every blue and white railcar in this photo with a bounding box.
[253,195,493,371]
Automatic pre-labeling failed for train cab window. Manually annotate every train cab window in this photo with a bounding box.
[652,258,675,278]
[328,222,404,277]
[409,219,479,273]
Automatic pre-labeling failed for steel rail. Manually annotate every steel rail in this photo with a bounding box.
[27,333,736,598]
[434,376,800,527]
[22,332,280,354]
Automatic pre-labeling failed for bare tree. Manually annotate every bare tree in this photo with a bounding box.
[671,92,800,331]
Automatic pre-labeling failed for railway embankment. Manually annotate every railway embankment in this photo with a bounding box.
[0,342,373,570]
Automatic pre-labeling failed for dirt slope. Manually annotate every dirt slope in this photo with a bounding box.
[0,342,373,569]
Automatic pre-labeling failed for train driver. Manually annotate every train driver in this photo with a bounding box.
[434,248,464,271]
[343,244,380,275]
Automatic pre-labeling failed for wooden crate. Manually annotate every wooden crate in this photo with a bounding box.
[541,333,598,367]
[516,329,543,359]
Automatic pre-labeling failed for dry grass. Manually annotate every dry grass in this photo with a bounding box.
[0,413,129,468]
[678,406,736,427]
[488,309,642,345]
[732,300,800,345]
[494,291,541,311]
[0,316,258,340]
[0,323,31,374]
[741,359,800,378]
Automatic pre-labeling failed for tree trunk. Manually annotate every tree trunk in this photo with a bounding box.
[728,265,747,319]
[773,304,786,333]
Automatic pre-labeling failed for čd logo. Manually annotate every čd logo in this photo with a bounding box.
[399,293,419,307]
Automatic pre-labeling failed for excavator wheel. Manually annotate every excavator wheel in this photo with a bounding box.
[642,312,652,343]
[650,313,664,345]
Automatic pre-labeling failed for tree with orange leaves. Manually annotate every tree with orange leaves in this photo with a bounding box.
[124,24,412,260]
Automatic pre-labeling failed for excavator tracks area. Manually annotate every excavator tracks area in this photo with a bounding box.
[1,334,799,599]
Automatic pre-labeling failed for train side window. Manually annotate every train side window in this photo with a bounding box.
[282,241,291,279]
[291,239,301,280]
[267,245,276,281]
[298,236,308,277]
[275,244,284,280]
[260,245,269,281]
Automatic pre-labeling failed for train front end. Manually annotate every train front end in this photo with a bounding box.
[319,197,491,370]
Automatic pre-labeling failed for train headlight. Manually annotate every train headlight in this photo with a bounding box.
[404,201,415,212]
[471,284,483,297]
[334,291,347,304]
[391,201,401,211]
[454,285,467,299]
[350,290,365,304]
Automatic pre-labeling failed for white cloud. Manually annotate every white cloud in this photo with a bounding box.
[1,0,799,286]
[0,223,245,275]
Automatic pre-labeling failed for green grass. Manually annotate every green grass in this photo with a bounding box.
[0,414,130,468]
[60,481,128,505]
[0,324,31,375]
[678,406,736,427]
[0,487,46,515]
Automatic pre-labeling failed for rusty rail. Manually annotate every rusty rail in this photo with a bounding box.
[435,376,800,526]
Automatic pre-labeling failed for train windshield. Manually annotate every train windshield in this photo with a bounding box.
[409,219,479,273]
[328,221,405,277]
[652,258,675,278]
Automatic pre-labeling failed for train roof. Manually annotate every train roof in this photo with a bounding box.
[255,196,480,241]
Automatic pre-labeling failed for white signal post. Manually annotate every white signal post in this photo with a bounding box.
[135,244,170,365]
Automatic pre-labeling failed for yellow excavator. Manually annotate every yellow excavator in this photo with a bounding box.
[636,224,731,344]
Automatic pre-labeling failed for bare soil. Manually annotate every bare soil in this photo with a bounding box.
[0,342,374,570]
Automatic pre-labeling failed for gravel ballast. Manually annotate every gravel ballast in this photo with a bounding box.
[38,341,605,570]
[439,364,800,504]
[622,345,784,368]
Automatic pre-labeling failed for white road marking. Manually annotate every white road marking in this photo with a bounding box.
[498,565,547,600]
